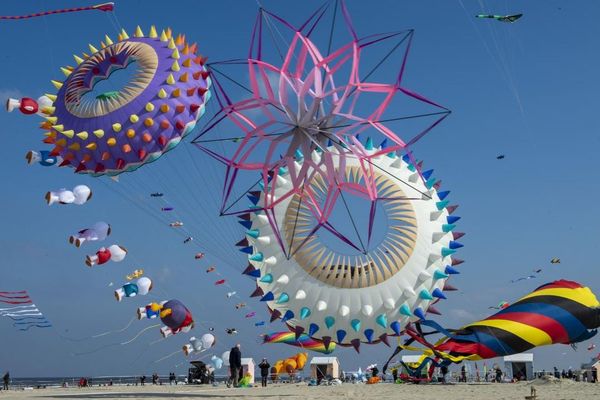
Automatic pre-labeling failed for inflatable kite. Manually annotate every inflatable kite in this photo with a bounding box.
[210,355,223,369]
[150,192,163,197]
[263,332,336,354]
[85,244,127,267]
[476,13,523,23]
[169,221,183,227]
[137,299,194,338]
[26,150,62,167]
[7,26,211,176]
[182,333,215,356]
[271,353,308,376]
[46,185,91,205]
[114,277,152,301]
[126,269,144,281]
[69,222,111,247]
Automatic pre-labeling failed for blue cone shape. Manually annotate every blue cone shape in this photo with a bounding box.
[325,316,335,329]
[442,248,456,257]
[239,246,254,254]
[336,329,347,343]
[419,289,434,300]
[402,153,411,163]
[300,307,311,320]
[407,163,416,172]
[295,149,303,160]
[260,292,274,302]
[259,274,273,283]
[278,166,288,176]
[364,329,375,343]
[437,190,450,200]
[436,200,449,210]
[355,134,361,142]
[442,224,456,233]
[380,138,388,149]
[365,137,374,150]
[432,288,447,299]
[246,229,260,239]
[387,151,397,158]
[425,177,436,188]
[309,323,319,336]
[351,319,361,332]
[327,139,333,147]
[445,265,460,275]
[247,269,261,278]
[281,310,295,323]
[276,293,289,304]
[433,269,449,280]
[422,169,434,180]
[399,304,412,316]
[413,307,426,320]
[447,215,461,224]
[390,321,402,335]
[449,241,464,249]
[248,252,264,262]
[238,220,253,229]
[246,194,259,205]
[376,314,388,328]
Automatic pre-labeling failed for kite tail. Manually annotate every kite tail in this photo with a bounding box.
[72,324,160,356]
[61,316,136,342]
[152,349,181,364]
[0,2,114,20]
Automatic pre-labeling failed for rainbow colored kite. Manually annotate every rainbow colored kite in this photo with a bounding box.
[263,331,336,354]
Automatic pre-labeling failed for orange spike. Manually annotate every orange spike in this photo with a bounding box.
[179,72,189,82]
[175,104,185,113]
[165,28,172,39]
[122,144,132,153]
[192,71,202,80]
[55,138,67,147]
[43,137,55,144]
[82,153,92,163]
[182,58,192,68]
[101,151,111,161]
[160,104,169,113]
[175,34,185,46]
[189,43,198,54]
[160,120,170,129]
[142,132,152,143]
[181,44,190,55]
[64,152,75,161]
[172,88,180,97]
[186,87,196,96]
[49,147,62,157]
[40,121,53,129]
[193,56,203,65]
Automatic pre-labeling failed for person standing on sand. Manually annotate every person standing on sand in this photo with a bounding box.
[229,344,242,387]
[3,371,9,390]
[259,358,270,387]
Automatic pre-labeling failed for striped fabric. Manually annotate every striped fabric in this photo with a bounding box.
[0,291,52,331]
[0,3,113,20]
[435,280,600,361]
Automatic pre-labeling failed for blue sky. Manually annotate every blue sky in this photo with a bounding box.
[1,0,600,377]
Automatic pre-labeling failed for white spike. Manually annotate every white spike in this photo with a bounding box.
[427,253,442,267]
[430,210,444,221]
[276,274,289,284]
[295,290,307,300]
[253,214,269,226]
[419,270,432,280]
[361,305,373,316]
[390,158,402,169]
[275,176,288,187]
[431,232,447,243]
[408,172,419,183]
[316,300,327,311]
[384,298,396,310]
[264,256,277,266]
[311,151,321,163]
[257,236,271,245]
[339,305,350,317]
[403,287,416,297]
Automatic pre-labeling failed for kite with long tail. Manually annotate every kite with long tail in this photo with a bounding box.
[0,2,114,20]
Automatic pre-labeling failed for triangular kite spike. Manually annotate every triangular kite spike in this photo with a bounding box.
[379,333,390,347]
[294,326,305,340]
[148,25,158,39]
[446,205,459,214]
[452,232,466,240]
[104,34,113,45]
[134,25,144,38]
[235,238,249,247]
[351,339,361,353]
[269,309,281,323]
[427,306,441,315]
[451,258,464,266]
[120,28,129,40]
[249,190,262,198]
[322,336,332,351]
[250,286,264,298]
[242,264,256,275]
[443,282,458,291]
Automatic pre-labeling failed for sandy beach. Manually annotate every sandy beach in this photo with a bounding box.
[4,380,600,400]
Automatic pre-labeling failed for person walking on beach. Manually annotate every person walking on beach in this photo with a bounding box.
[3,371,9,390]
[259,358,270,387]
[228,344,242,387]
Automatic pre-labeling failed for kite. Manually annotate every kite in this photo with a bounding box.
[271,353,308,376]
[126,269,144,281]
[488,301,509,310]
[195,253,205,260]
[85,244,127,267]
[551,258,561,264]
[496,155,505,160]
[226,291,236,298]
[169,221,183,227]
[46,185,91,205]
[235,303,246,309]
[69,222,111,247]
[225,328,238,335]
[215,279,225,286]
[0,2,114,20]
[150,192,164,197]
[588,344,596,351]
[255,321,265,327]
[476,14,523,23]
[511,274,537,283]
[245,312,256,318]
[26,150,62,167]
[0,291,51,331]
[114,277,153,301]
[263,332,336,354]
[210,355,224,370]
[182,333,216,356]
[162,207,174,211]
[184,237,193,243]
[137,299,194,338]
[6,25,211,176]
[206,266,215,273]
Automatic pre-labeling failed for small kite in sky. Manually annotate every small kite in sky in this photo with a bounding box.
[476,13,523,23]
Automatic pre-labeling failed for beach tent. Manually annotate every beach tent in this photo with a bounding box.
[503,353,534,381]
[581,358,600,382]
[241,358,255,383]
[310,357,340,381]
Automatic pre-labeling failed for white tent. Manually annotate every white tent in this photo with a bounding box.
[241,358,255,383]
[504,353,534,381]
[310,357,340,381]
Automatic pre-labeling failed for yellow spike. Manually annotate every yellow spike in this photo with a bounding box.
[45,94,57,102]
[160,30,168,42]
[55,138,67,147]
[76,131,89,140]
[182,58,191,68]
[117,33,123,41]
[158,88,167,99]
[172,88,180,98]
[126,129,136,138]
[93,129,105,138]
[134,25,144,38]
[149,25,158,39]
[100,41,107,49]
[42,106,56,115]
[121,28,129,40]
[129,114,139,123]
[112,123,122,132]
[171,48,180,60]
[85,143,97,150]
[144,118,154,127]
[82,52,90,58]
[88,44,99,53]
[61,129,74,138]
[68,142,80,151]
[167,38,176,50]
[43,131,53,137]
[45,116,58,124]
[52,124,64,132]
[107,138,117,146]
[166,74,175,85]
[105,35,114,45]
[145,102,155,112]
[51,80,63,90]
[73,54,84,65]
[165,27,172,38]
[179,72,189,83]
[60,67,72,77]
[171,60,180,72]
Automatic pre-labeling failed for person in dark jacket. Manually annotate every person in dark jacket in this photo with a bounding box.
[3,372,9,390]
[228,344,242,387]
[258,358,270,387]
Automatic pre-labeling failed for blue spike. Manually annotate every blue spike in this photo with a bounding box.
[432,288,447,299]
[259,274,273,283]
[380,138,388,149]
[387,151,397,158]
[276,293,289,304]
[425,177,436,189]
[260,292,274,302]
[351,319,361,332]
[399,304,412,317]
[407,163,416,172]
[422,169,434,180]
[336,329,347,343]
[364,329,375,343]
[437,190,450,200]
[248,252,264,262]
[419,289,433,300]
[300,307,311,320]
[449,241,464,249]
[447,215,461,224]
[355,134,361,142]
[390,321,401,336]
[376,314,388,328]
[325,316,335,329]
[442,224,456,233]
[294,148,303,160]
[238,220,253,229]
[433,269,449,280]
[327,139,333,147]
[442,248,456,257]
[239,246,254,254]
[436,200,449,211]
[445,265,460,275]
[246,194,259,205]
[278,166,288,176]
[413,307,426,320]
[248,269,261,278]
[365,137,374,150]
[281,310,295,322]
[246,229,260,239]
[402,154,411,163]
[308,323,319,336]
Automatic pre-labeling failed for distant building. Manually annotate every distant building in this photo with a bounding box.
[504,353,534,381]
[581,358,600,382]
[310,357,340,381]
[241,358,255,383]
